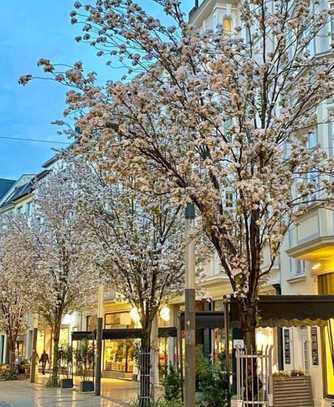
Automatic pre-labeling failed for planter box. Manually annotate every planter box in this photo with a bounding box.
[61,378,73,388]
[273,375,313,407]
[80,380,94,392]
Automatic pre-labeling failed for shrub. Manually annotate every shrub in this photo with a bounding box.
[0,365,18,381]
[196,351,231,407]
[164,364,182,401]
[130,398,182,407]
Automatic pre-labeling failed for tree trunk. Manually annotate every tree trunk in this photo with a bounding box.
[140,330,152,407]
[239,299,257,352]
[51,320,61,386]
[7,335,16,371]
[239,300,259,399]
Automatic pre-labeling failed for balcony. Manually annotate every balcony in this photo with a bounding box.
[286,207,334,262]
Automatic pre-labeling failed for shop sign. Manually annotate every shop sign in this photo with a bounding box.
[311,326,319,366]
[233,339,244,349]
[283,328,291,365]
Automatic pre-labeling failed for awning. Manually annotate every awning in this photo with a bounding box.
[230,295,334,328]
[72,295,334,341]
[72,331,95,341]
[72,327,177,341]
[180,311,225,330]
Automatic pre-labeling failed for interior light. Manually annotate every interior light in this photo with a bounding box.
[130,307,141,323]
[160,306,170,322]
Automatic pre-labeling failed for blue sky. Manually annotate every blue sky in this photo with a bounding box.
[0,0,194,180]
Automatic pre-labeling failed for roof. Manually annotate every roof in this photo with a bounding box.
[0,178,15,200]
[0,170,50,208]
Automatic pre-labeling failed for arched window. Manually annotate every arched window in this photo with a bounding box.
[223,17,232,33]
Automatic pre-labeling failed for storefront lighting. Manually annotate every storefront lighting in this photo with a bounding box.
[160,306,170,322]
[130,307,141,323]
[312,263,321,271]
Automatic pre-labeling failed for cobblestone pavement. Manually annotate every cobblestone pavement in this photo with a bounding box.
[0,381,123,407]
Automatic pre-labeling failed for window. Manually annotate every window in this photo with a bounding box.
[330,1,334,44]
[296,259,306,275]
[26,202,32,216]
[104,312,133,329]
[223,17,232,33]
[305,171,319,201]
[225,191,234,208]
[307,130,318,149]
[86,315,97,331]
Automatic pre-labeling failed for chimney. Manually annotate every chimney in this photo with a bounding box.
[195,0,199,7]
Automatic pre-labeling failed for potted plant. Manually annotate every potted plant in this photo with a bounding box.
[60,346,73,388]
[75,341,94,392]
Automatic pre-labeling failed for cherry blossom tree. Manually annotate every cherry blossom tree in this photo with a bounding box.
[67,159,185,400]
[0,214,36,369]
[29,169,98,385]
[21,0,334,349]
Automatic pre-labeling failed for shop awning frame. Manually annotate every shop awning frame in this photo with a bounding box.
[72,295,334,342]
[72,327,177,341]
[230,295,334,328]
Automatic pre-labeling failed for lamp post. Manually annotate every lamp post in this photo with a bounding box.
[184,203,196,407]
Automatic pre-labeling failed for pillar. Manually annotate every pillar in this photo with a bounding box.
[167,306,176,368]
[30,315,39,383]
[95,285,104,396]
[184,203,196,407]
[150,315,160,401]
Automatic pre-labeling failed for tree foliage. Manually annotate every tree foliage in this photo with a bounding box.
[20,0,334,347]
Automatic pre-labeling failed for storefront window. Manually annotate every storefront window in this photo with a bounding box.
[103,311,136,373]
[324,320,334,396]
[159,337,169,380]
[59,328,69,348]
[319,273,334,397]
[16,340,24,358]
[104,339,135,373]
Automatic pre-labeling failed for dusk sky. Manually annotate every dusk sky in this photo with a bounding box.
[0,0,193,180]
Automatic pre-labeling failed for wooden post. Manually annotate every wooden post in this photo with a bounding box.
[224,301,230,372]
[95,317,103,396]
[184,203,196,407]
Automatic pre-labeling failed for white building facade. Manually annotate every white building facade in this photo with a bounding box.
[189,0,334,406]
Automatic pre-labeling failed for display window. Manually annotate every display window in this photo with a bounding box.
[103,311,136,373]
[104,339,136,373]
[318,272,334,398]
[324,320,334,396]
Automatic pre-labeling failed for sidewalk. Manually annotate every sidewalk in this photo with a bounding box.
[35,374,161,405]
[35,375,140,405]
[0,380,121,407]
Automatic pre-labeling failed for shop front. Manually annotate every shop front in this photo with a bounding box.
[102,310,137,379]
[318,273,334,399]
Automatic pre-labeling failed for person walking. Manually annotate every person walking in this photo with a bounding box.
[39,350,49,375]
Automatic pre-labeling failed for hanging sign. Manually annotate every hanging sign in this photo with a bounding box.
[311,326,319,366]
[284,329,291,365]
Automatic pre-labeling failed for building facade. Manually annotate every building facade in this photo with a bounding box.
[189,1,334,406]
[0,1,334,406]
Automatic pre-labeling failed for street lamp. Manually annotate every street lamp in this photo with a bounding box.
[184,202,196,407]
